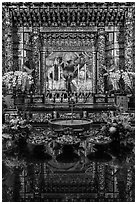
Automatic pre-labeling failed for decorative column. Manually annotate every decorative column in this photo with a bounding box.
[32,27,40,94]
[124,7,135,72]
[16,28,24,70]
[117,25,125,70]
[92,41,96,93]
[97,27,106,93]
[86,36,96,93]
[113,27,120,69]
[12,27,20,71]
[40,50,46,94]
[2,5,13,73]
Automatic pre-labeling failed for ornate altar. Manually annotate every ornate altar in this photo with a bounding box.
[2,3,135,123]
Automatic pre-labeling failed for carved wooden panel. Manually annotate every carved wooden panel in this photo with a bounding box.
[40,32,96,94]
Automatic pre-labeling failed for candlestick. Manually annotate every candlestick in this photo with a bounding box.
[84,64,86,90]
[58,65,60,81]
[53,66,54,89]
[78,64,79,86]
[58,65,60,90]
[71,104,73,124]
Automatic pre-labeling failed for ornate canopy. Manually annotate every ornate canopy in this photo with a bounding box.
[2,2,135,28]
[2,2,135,94]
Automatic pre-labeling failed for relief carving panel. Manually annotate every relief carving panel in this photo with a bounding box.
[40,32,97,94]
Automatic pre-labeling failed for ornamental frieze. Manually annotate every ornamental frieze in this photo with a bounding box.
[41,32,95,51]
[43,33,95,39]
[42,46,94,52]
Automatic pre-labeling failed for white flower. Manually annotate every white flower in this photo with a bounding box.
[3,71,34,93]
[109,126,117,134]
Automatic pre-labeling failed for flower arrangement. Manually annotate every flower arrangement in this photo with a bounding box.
[2,71,34,94]
[2,116,32,151]
[27,129,52,145]
[56,135,80,145]
[9,117,32,133]
[98,112,135,149]
[109,69,135,95]
[88,135,111,144]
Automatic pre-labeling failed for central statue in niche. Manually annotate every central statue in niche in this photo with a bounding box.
[45,52,93,93]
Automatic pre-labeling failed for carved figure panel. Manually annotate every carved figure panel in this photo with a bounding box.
[44,51,95,92]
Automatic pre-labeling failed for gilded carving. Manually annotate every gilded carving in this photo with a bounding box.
[4,2,134,28]
[98,27,106,93]
[2,6,13,73]
[125,7,135,72]
[32,28,40,94]
[2,2,135,95]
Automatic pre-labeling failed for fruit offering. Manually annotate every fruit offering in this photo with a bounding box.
[28,134,51,145]
[56,135,80,145]
[88,135,111,144]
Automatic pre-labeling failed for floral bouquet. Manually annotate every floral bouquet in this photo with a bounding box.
[2,71,34,94]
[2,116,32,151]
[109,70,135,95]
[98,112,135,149]
[9,117,32,133]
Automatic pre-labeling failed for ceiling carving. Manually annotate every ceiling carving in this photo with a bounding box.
[2,2,135,28]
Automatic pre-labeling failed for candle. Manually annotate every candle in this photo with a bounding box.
[85,64,86,87]
[78,64,79,86]
[53,66,54,89]
[58,65,60,81]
